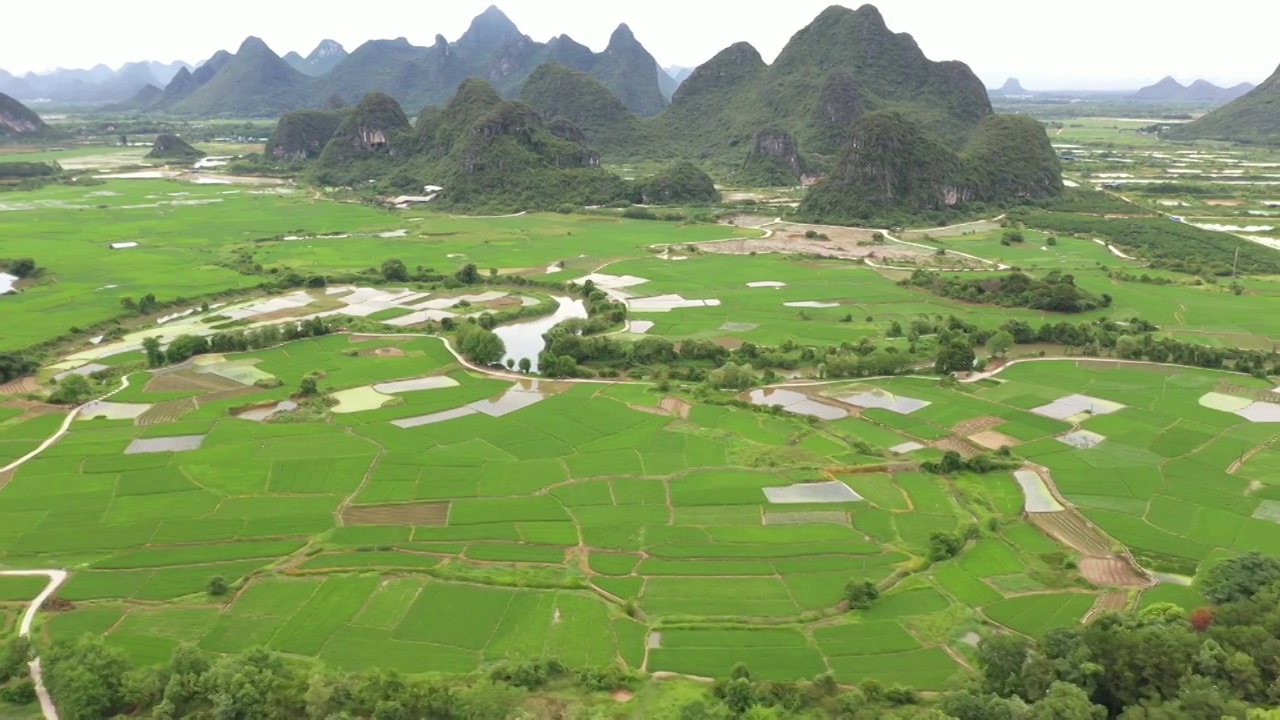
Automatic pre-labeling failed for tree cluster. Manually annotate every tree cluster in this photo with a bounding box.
[0,352,37,383]
[904,269,1112,313]
[967,562,1280,718]
[36,639,632,720]
[142,318,335,369]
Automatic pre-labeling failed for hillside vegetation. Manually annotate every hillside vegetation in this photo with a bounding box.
[647,4,991,173]
[311,84,625,211]
[797,111,1062,224]
[1169,63,1280,144]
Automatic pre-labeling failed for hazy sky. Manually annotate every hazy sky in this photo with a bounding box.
[4,0,1276,89]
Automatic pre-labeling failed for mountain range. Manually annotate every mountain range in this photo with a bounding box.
[0,61,190,104]
[283,40,349,77]
[1130,76,1255,102]
[105,6,673,118]
[1169,64,1280,144]
[268,3,1060,217]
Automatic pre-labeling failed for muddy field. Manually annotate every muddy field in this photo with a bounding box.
[343,502,450,526]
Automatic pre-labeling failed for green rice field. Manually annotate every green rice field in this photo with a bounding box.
[1,169,1277,692]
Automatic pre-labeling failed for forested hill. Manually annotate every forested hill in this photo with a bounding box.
[1169,63,1280,144]
[647,4,992,172]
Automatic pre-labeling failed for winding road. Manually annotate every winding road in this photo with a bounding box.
[0,375,131,720]
[0,570,67,720]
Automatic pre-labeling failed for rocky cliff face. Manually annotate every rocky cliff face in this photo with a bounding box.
[0,93,50,137]
[266,109,346,161]
[742,129,806,185]
[798,109,1063,221]
[318,92,410,164]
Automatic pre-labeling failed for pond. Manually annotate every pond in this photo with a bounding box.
[744,388,850,420]
[493,296,587,372]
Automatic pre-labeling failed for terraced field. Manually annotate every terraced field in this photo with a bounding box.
[4,322,1275,689]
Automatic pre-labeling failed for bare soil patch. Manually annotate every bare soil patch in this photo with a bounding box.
[722,214,776,228]
[481,296,522,309]
[145,370,242,394]
[3,399,62,415]
[611,690,635,703]
[932,437,982,458]
[200,386,260,404]
[1084,592,1130,623]
[1206,199,1241,206]
[0,377,38,396]
[343,502,450,526]
[372,347,407,358]
[136,398,198,426]
[952,415,1003,435]
[1029,511,1114,557]
[764,511,850,526]
[712,336,744,350]
[969,431,1022,450]
[1080,557,1150,587]
[660,397,692,419]
[0,469,13,490]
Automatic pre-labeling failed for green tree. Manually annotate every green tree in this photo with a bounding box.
[380,259,409,282]
[935,337,976,374]
[456,325,506,365]
[207,576,229,596]
[707,362,755,390]
[299,377,319,396]
[43,636,131,719]
[1201,551,1280,604]
[6,258,37,278]
[518,358,532,374]
[977,634,1031,698]
[845,580,880,610]
[142,336,166,368]
[1027,682,1105,719]
[49,374,93,405]
[928,531,964,561]
[987,330,1015,358]
[455,264,480,285]
[165,334,210,364]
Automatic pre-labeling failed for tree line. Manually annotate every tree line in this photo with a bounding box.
[12,553,1280,718]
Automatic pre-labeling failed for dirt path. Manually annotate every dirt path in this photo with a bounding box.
[1083,592,1129,623]
[1229,436,1278,475]
[0,569,69,720]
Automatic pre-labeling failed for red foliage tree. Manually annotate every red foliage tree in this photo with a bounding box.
[1190,606,1215,632]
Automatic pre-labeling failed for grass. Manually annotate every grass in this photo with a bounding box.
[984,593,1097,637]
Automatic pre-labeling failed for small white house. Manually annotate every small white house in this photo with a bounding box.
[109,242,139,250]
